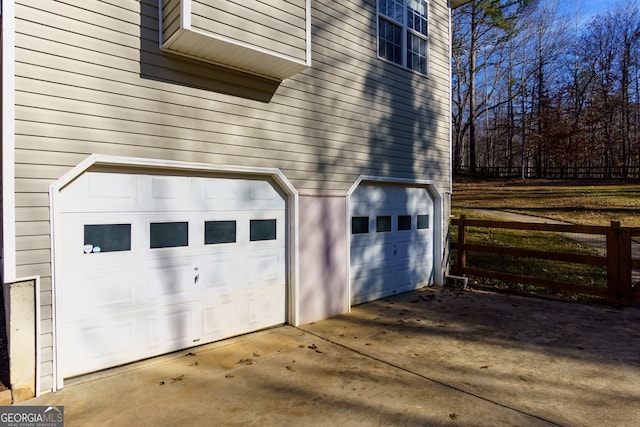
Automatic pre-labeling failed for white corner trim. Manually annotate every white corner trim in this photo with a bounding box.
[182,0,192,29]
[305,0,312,66]
[50,154,300,388]
[32,275,42,397]
[2,0,17,283]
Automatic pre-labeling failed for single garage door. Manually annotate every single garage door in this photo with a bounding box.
[56,171,286,377]
[350,184,434,304]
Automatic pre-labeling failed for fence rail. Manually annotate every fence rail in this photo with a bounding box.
[450,216,639,306]
[455,166,640,180]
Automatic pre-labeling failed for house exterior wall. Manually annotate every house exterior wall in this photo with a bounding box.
[6,0,453,393]
[161,0,182,43]
[190,0,308,62]
[298,195,349,324]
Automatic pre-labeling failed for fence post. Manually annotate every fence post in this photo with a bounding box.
[606,221,633,305]
[456,215,467,275]
[617,226,633,306]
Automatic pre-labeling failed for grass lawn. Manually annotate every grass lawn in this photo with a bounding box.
[452,178,640,227]
[450,178,640,303]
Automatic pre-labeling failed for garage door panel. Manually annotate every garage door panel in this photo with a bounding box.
[150,176,192,201]
[205,178,238,202]
[201,299,240,339]
[63,318,137,377]
[147,307,195,351]
[62,268,141,322]
[350,184,434,304]
[145,260,194,302]
[247,253,282,285]
[58,172,288,378]
[58,173,138,213]
[201,259,239,292]
[248,288,285,326]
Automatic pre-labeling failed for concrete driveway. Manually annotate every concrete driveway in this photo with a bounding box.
[19,287,640,426]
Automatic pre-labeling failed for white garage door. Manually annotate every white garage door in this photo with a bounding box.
[350,184,434,304]
[56,172,286,377]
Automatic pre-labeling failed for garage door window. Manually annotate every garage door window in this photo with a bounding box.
[417,214,430,229]
[205,220,236,244]
[351,217,369,234]
[84,224,131,253]
[150,222,189,248]
[250,219,276,241]
[376,215,392,232]
[397,215,412,231]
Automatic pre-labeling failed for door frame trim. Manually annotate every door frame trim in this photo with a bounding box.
[49,154,299,390]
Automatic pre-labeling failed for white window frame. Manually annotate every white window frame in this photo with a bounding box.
[377,0,430,76]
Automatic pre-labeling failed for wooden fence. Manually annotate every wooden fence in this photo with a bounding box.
[450,215,640,306]
[455,166,640,180]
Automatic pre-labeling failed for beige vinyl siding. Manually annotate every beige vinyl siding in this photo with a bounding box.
[14,0,452,194]
[190,0,307,62]
[13,0,452,391]
[161,0,181,42]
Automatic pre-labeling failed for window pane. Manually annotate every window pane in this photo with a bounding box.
[351,216,369,234]
[417,214,430,230]
[407,33,427,74]
[397,215,412,231]
[250,219,277,241]
[376,216,392,232]
[407,0,428,36]
[84,224,131,253]
[379,0,403,21]
[378,18,403,65]
[205,220,236,245]
[150,222,188,248]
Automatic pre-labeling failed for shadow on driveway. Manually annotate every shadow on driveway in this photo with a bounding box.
[21,287,640,426]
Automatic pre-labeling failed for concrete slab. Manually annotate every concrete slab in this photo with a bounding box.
[16,287,640,426]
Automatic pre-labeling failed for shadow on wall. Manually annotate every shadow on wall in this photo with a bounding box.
[138,0,280,102]
[302,0,448,308]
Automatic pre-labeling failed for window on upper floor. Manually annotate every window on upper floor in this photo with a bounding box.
[377,0,429,75]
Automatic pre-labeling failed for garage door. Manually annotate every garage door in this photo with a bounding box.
[350,184,434,304]
[56,172,286,377]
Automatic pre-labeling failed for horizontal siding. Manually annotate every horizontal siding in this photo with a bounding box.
[13,0,452,190]
[162,0,181,42]
[16,221,51,236]
[12,0,453,273]
[191,0,307,61]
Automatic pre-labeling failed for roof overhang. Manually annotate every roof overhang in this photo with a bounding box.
[450,0,471,8]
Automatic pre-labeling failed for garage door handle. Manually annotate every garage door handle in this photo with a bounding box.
[194,273,200,285]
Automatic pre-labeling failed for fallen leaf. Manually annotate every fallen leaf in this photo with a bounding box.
[449,413,458,420]
[308,344,318,350]
[480,365,490,369]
